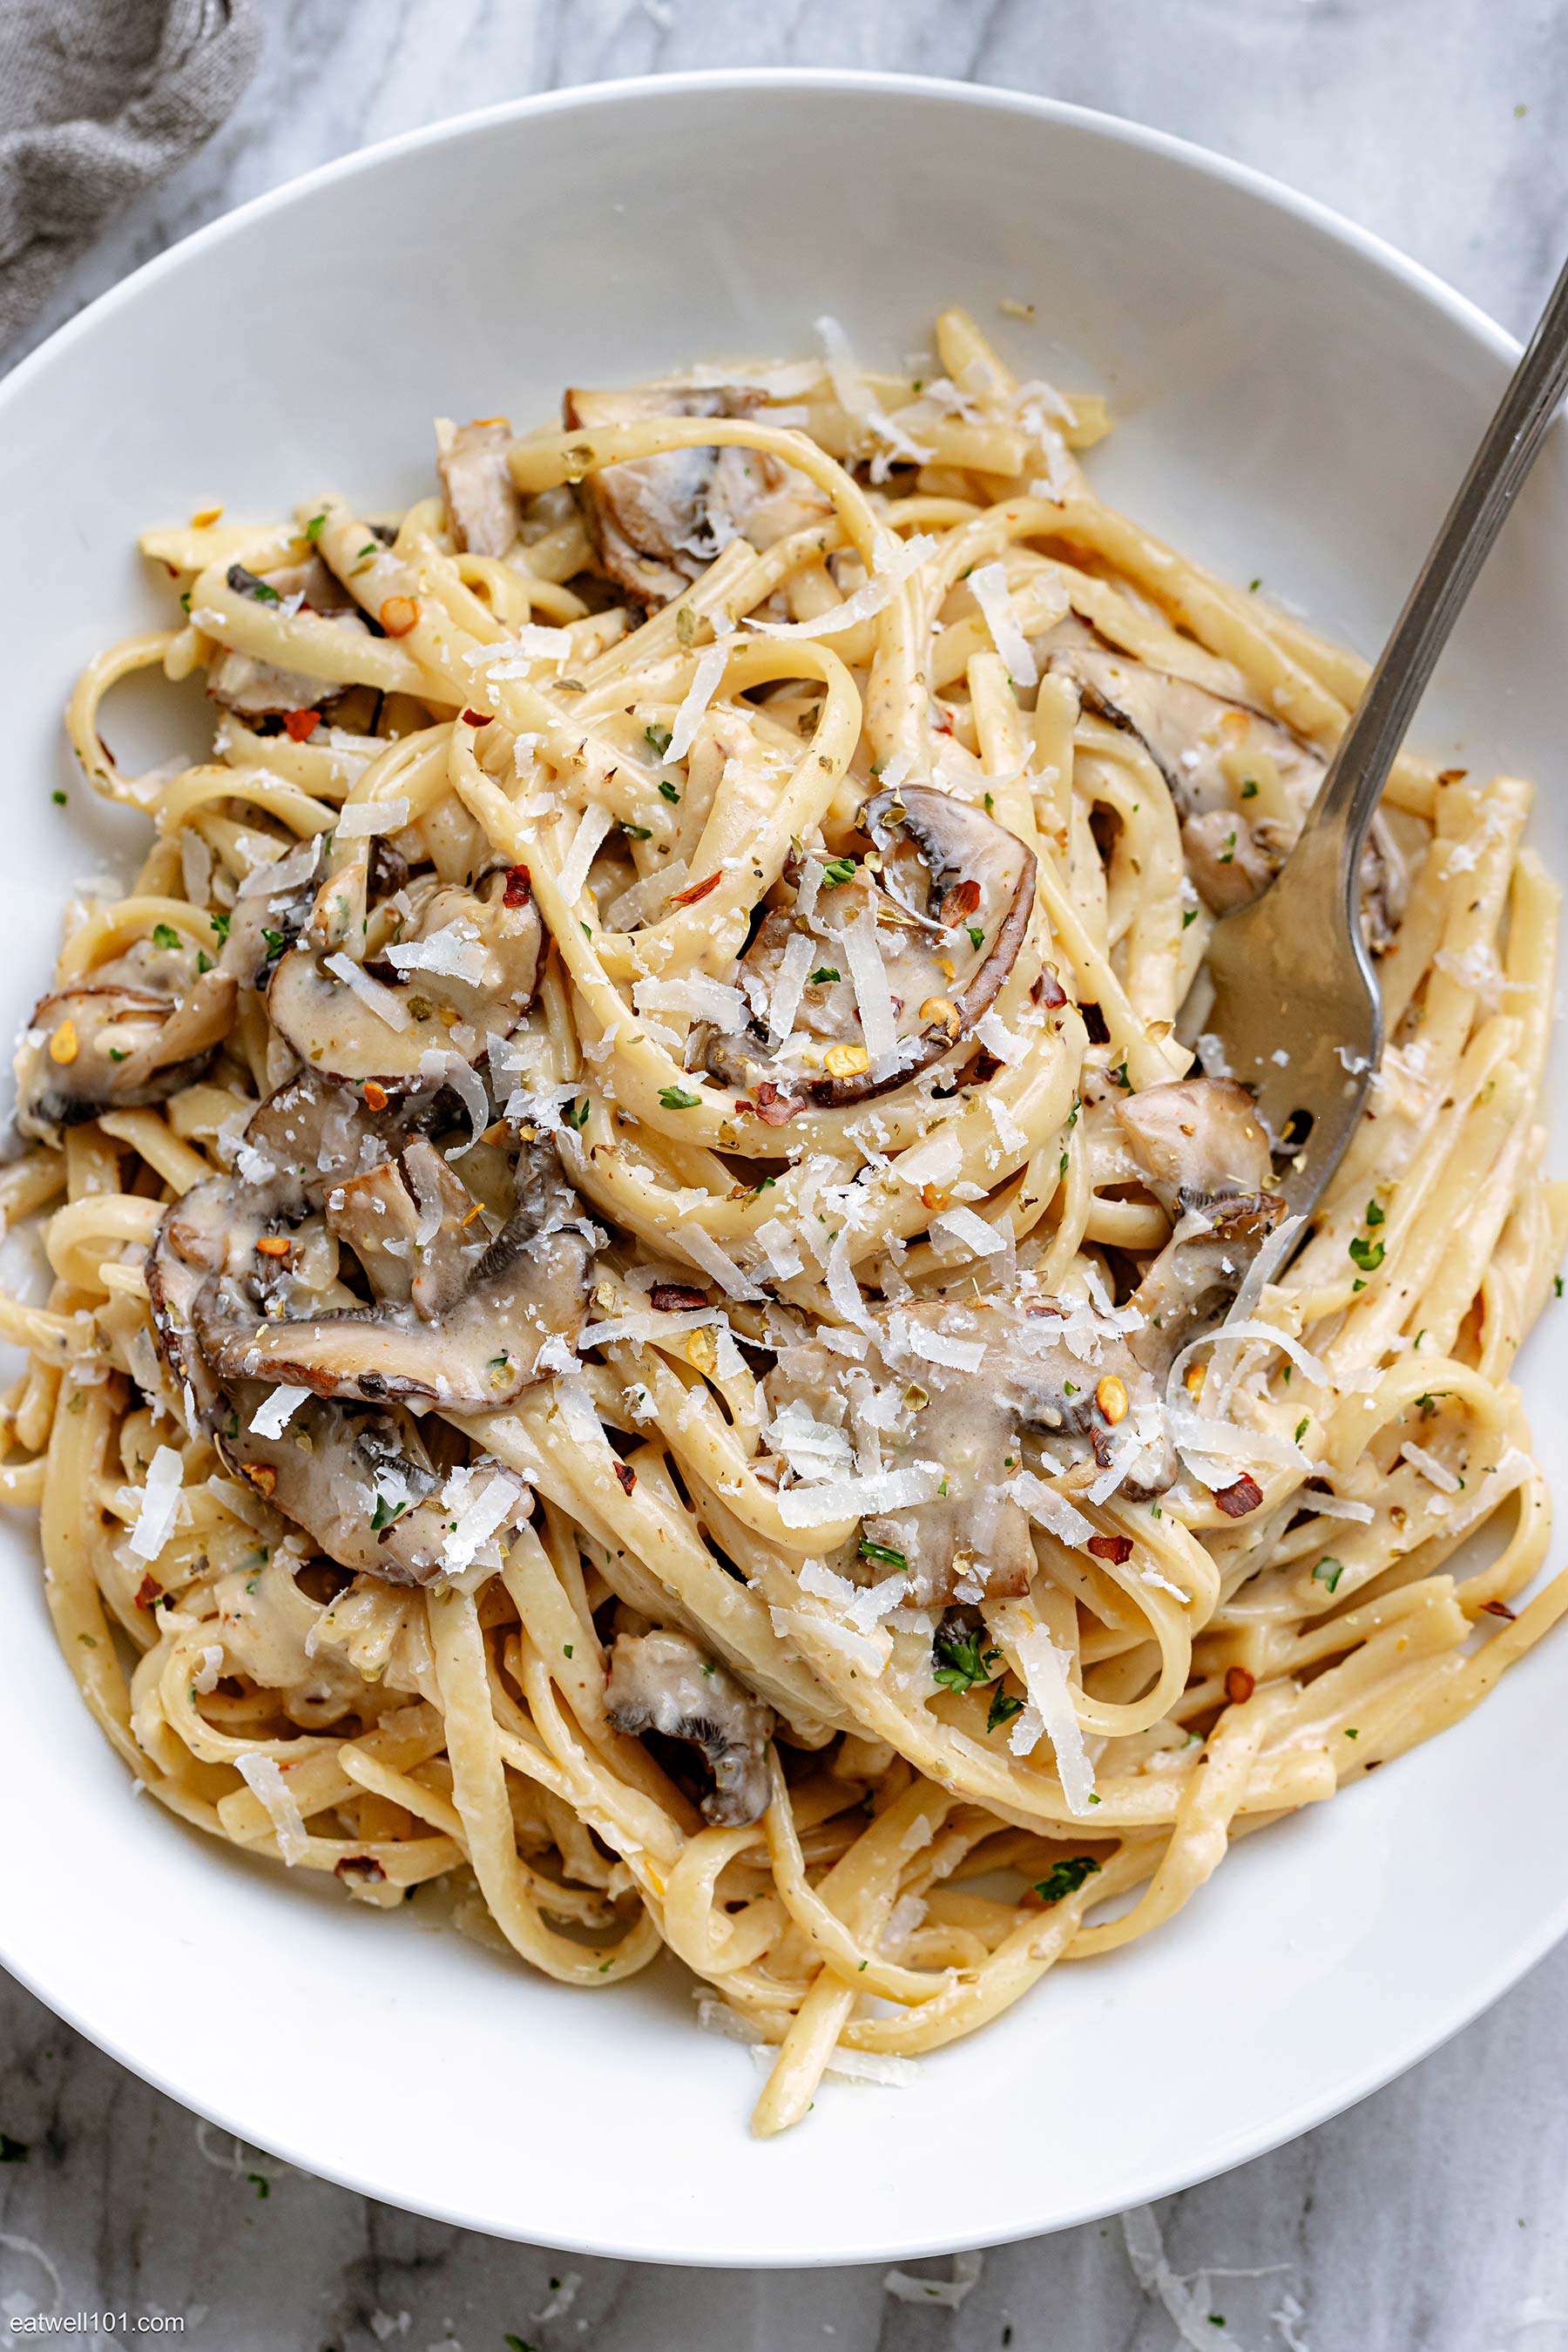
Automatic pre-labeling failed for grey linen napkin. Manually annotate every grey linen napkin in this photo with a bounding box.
[0,0,260,350]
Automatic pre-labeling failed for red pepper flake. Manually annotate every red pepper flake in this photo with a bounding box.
[669,870,722,908]
[362,1079,389,1112]
[1480,1598,1517,1620]
[379,595,419,637]
[938,878,982,923]
[754,1080,804,1127]
[282,707,320,742]
[650,1282,708,1313]
[134,1573,161,1611]
[1214,1474,1263,1518]
[460,707,490,726]
[613,1461,637,1496]
[1033,967,1068,1010]
[503,865,531,909]
[1086,1533,1132,1566]
[1224,1665,1256,1704]
[335,1855,387,1885]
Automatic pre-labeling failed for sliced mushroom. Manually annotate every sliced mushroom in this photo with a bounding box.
[604,1626,775,1825]
[700,787,1037,1113]
[147,1071,583,1580]
[267,867,542,1087]
[186,1130,587,1409]
[16,941,236,1146]
[564,383,831,607]
[1115,1078,1286,1375]
[436,418,524,559]
[226,1391,529,1588]
[1049,647,1327,821]
[1114,1078,1272,1219]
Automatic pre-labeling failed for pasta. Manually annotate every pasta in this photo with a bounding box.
[8,304,1565,2138]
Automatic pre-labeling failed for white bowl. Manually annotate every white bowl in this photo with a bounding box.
[3,71,1565,2267]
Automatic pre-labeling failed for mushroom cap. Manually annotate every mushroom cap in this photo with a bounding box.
[15,968,236,1146]
[808,785,1037,1109]
[267,870,542,1089]
[564,382,829,607]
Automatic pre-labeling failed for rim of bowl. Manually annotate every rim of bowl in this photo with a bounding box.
[0,69,1554,2268]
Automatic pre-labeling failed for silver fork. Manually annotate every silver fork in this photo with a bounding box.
[1203,252,1568,1219]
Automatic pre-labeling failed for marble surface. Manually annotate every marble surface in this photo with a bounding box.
[4,3,1568,2344]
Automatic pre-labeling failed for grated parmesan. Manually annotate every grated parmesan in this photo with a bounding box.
[129,1446,185,1561]
[335,796,410,838]
[968,560,1039,688]
[929,1204,1005,1258]
[386,919,487,987]
[767,926,814,1048]
[237,1753,308,1864]
[778,1461,944,1525]
[557,801,613,903]
[679,1222,763,1301]
[995,1600,1096,1814]
[323,951,410,1032]
[906,1321,985,1374]
[1400,1440,1462,1494]
[248,1384,309,1440]
[1002,1468,1094,1549]
[746,530,937,639]
[666,641,730,763]
[842,913,899,1070]
[237,833,321,899]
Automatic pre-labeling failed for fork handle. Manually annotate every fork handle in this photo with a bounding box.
[1310,248,1568,896]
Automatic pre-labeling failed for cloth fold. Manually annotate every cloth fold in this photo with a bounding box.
[0,0,260,349]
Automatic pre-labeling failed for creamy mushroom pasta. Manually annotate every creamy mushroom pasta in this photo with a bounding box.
[9,307,1565,2136]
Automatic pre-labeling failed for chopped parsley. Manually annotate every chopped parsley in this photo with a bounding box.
[1313,1556,1346,1593]
[1348,1234,1384,1274]
[226,563,280,604]
[810,965,841,985]
[623,822,652,841]
[565,1097,591,1129]
[986,1686,1024,1734]
[858,1537,908,1570]
[152,923,181,950]
[1218,831,1237,866]
[967,925,985,950]
[1182,907,1199,929]
[821,856,856,889]
[1034,1855,1101,1906]
[657,780,680,803]
[1111,1060,1131,1090]
[1240,778,1259,799]
[212,911,231,942]
[644,723,673,757]
[108,1046,128,1063]
[1294,1416,1308,1444]
[983,791,995,812]
[197,950,213,974]
[1366,1198,1385,1227]
[304,511,327,543]
[931,1625,1001,1695]
[368,1493,408,1532]
[247,2173,270,2200]
[1557,1275,1565,1298]
[51,788,66,806]
[261,927,287,957]
[659,1085,700,1110]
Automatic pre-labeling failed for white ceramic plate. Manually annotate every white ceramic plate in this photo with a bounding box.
[3,71,1565,2268]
